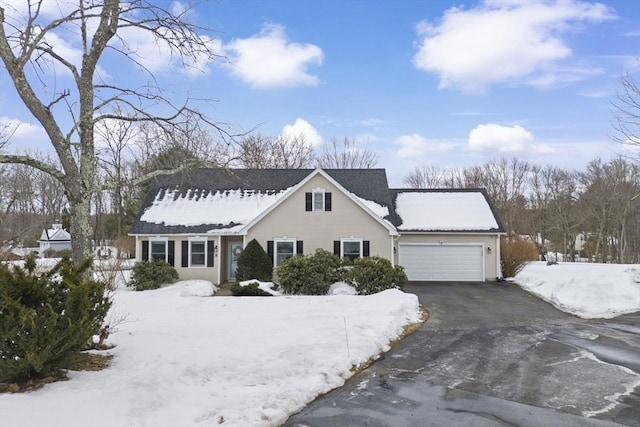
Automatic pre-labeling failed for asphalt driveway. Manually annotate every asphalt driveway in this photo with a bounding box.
[285,281,640,427]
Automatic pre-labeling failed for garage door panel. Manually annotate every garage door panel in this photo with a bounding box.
[399,244,483,281]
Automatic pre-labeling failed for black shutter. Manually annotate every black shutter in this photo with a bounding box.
[181,241,189,267]
[142,240,149,261]
[168,240,175,266]
[363,240,370,257]
[296,240,304,254]
[305,192,312,211]
[334,240,340,256]
[207,241,214,267]
[267,240,274,263]
[325,192,332,211]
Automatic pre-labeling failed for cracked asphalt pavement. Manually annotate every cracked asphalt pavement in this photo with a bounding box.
[284,282,640,427]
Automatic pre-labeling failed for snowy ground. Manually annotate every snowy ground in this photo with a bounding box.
[0,280,421,427]
[515,261,640,319]
[3,259,637,426]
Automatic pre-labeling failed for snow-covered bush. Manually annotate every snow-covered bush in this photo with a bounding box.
[344,256,407,295]
[230,280,273,296]
[0,256,111,383]
[235,239,272,282]
[500,236,539,278]
[127,259,178,291]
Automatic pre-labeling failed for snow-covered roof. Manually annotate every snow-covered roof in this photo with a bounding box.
[392,190,503,232]
[130,168,396,235]
[140,188,293,233]
[39,226,71,242]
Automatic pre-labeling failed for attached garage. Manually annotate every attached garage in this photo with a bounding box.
[399,243,484,281]
[391,189,506,281]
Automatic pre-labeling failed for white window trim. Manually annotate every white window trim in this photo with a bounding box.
[340,237,363,259]
[188,237,207,268]
[274,237,297,267]
[149,237,168,262]
[312,187,325,212]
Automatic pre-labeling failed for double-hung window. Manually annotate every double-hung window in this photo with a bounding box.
[190,240,206,267]
[341,238,363,261]
[305,190,331,212]
[150,240,167,261]
[313,191,324,211]
[275,239,296,267]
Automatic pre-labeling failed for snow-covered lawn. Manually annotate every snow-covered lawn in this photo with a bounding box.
[515,262,640,319]
[0,281,421,427]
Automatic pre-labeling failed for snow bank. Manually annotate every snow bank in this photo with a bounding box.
[0,282,421,427]
[515,262,640,319]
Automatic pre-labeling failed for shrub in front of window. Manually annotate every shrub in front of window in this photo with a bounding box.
[500,236,539,278]
[277,250,342,295]
[128,259,179,291]
[0,255,111,383]
[236,239,273,282]
[309,249,343,284]
[344,256,407,295]
[230,281,273,296]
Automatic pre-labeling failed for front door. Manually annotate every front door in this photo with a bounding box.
[228,242,243,281]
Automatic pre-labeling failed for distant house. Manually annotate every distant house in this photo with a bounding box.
[129,168,505,283]
[39,222,72,256]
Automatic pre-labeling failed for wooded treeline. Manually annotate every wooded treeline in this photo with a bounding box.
[404,157,640,263]
[3,131,638,264]
[0,126,378,249]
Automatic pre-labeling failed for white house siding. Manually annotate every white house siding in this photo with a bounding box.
[248,174,394,264]
[396,233,500,281]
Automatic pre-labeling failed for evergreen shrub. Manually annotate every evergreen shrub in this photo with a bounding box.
[277,250,342,295]
[344,256,407,295]
[230,281,272,296]
[0,255,111,383]
[128,259,178,291]
[235,239,273,282]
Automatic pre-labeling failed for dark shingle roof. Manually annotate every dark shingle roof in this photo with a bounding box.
[130,168,394,235]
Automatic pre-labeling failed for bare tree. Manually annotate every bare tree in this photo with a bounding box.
[316,137,378,169]
[578,158,640,263]
[402,165,448,188]
[237,134,314,169]
[612,69,640,158]
[0,1,233,264]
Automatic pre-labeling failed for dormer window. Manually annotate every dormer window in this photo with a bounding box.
[305,189,332,212]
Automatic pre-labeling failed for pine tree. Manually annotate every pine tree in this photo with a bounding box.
[0,255,111,383]
[235,239,273,282]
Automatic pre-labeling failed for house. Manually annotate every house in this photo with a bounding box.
[39,222,72,256]
[129,168,505,283]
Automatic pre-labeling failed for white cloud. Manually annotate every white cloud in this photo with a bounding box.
[281,118,323,147]
[394,133,454,158]
[0,116,49,152]
[413,0,616,93]
[0,116,46,141]
[468,123,534,152]
[223,24,324,88]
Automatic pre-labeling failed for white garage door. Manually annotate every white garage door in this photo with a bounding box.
[399,244,484,282]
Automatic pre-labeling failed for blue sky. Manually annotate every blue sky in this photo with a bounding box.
[1,0,639,185]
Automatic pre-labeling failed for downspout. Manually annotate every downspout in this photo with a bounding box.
[496,234,502,280]
[390,235,395,267]
[216,235,222,285]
